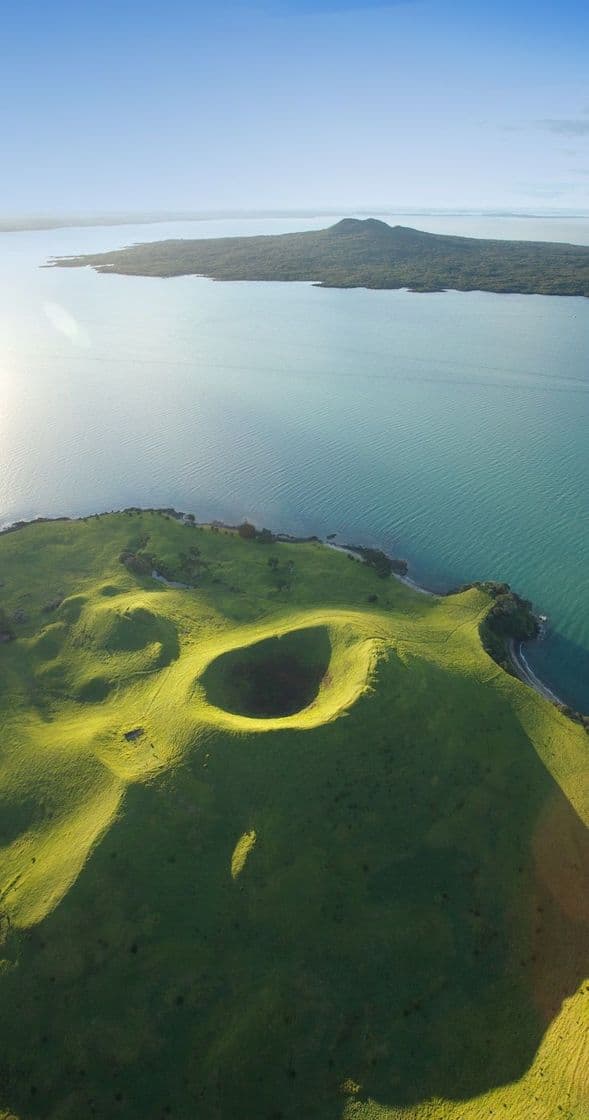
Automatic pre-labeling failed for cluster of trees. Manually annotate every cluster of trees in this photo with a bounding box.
[174,545,205,582]
[266,554,295,592]
[477,583,539,671]
[236,521,407,587]
[343,544,408,579]
[119,541,205,584]
[234,522,296,590]
[237,521,275,543]
[119,548,151,576]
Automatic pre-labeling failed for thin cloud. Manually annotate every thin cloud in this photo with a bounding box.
[535,119,589,136]
[501,118,589,137]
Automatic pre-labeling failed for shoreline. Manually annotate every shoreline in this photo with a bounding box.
[326,539,572,710]
[325,540,436,596]
[508,639,565,706]
[0,505,582,718]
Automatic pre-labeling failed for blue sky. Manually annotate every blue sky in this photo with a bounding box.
[1,0,588,213]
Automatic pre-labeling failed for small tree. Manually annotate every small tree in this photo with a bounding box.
[238,521,257,540]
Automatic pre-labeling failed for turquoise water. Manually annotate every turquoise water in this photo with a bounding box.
[1,216,588,710]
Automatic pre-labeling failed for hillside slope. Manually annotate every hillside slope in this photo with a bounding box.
[0,511,587,1120]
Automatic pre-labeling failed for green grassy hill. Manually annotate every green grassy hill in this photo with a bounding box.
[52,217,589,295]
[0,511,587,1120]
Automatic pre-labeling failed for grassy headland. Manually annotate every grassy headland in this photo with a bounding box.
[0,510,587,1120]
[51,217,589,295]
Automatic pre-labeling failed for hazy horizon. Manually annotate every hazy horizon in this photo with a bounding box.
[2,206,589,236]
[3,205,589,218]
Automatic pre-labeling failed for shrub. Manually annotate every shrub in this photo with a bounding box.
[119,550,151,575]
[238,521,257,540]
[0,608,15,642]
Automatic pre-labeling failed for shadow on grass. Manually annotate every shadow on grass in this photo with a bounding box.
[96,605,180,668]
[0,654,587,1120]
[202,626,332,718]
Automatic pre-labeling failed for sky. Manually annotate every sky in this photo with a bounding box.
[1,0,588,214]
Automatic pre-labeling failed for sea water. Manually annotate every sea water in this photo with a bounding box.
[1,214,588,709]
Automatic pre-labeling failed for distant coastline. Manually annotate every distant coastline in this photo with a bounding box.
[0,210,348,234]
[0,505,581,720]
[4,207,589,234]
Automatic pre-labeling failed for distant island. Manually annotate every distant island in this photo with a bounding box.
[51,217,589,295]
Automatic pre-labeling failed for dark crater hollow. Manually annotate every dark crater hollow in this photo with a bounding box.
[202,626,332,718]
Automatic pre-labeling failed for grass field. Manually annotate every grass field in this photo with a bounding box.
[0,511,587,1120]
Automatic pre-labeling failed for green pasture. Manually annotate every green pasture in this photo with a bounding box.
[0,511,587,1120]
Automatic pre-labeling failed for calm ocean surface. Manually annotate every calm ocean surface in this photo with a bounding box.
[1,214,588,710]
